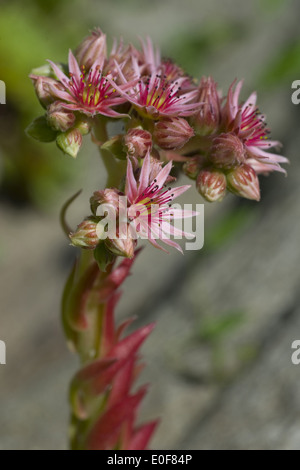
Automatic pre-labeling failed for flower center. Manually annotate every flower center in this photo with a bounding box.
[69,65,116,109]
[137,75,181,113]
[240,104,270,146]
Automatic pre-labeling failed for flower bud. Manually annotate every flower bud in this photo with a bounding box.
[90,188,123,216]
[227,164,260,201]
[105,234,136,259]
[47,101,76,132]
[56,128,83,158]
[197,168,227,202]
[153,117,194,150]
[76,28,107,70]
[183,158,200,180]
[123,128,152,158]
[210,133,245,170]
[70,217,101,249]
[30,75,58,108]
[192,77,220,136]
[75,118,91,136]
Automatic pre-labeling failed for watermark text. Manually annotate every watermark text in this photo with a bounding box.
[0,80,6,104]
[95,199,204,251]
[291,340,300,365]
[0,340,6,365]
[291,80,300,105]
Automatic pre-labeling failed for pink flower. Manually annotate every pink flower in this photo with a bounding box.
[139,36,161,74]
[222,80,288,174]
[125,151,195,253]
[105,39,140,82]
[139,37,194,91]
[192,76,221,135]
[75,28,107,71]
[109,61,200,119]
[46,50,134,118]
[153,117,194,150]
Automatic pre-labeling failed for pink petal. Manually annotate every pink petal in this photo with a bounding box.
[154,160,173,188]
[232,80,243,112]
[161,237,183,254]
[247,146,289,164]
[166,208,198,219]
[47,59,69,85]
[46,84,75,103]
[68,49,81,83]
[168,184,191,200]
[138,150,151,194]
[125,158,138,203]
[161,221,195,239]
[242,91,257,111]
[148,236,169,253]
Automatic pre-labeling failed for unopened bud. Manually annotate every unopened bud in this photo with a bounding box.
[197,168,227,202]
[210,133,245,169]
[183,158,200,180]
[47,102,76,132]
[56,128,83,158]
[123,128,152,158]
[105,234,136,259]
[90,188,122,216]
[192,77,220,136]
[227,164,260,201]
[75,118,91,136]
[30,75,58,108]
[76,28,107,70]
[153,117,194,150]
[70,217,100,249]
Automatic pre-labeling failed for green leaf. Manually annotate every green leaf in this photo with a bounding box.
[26,115,57,142]
[101,135,127,160]
[197,310,246,343]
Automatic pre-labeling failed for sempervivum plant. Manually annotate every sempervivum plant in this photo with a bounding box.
[27,27,288,450]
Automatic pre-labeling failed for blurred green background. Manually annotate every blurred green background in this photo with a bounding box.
[0,0,300,450]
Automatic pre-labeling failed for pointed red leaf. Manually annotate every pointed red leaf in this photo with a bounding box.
[108,323,155,361]
[127,420,159,450]
[106,355,136,409]
[86,387,147,450]
[101,292,121,355]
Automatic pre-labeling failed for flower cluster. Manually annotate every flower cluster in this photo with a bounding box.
[28,27,289,452]
[29,28,287,201]
[71,151,195,255]
[186,78,288,201]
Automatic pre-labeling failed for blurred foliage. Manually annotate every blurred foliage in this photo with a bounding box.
[204,202,258,251]
[197,310,246,343]
[165,21,248,77]
[0,1,94,208]
[259,39,300,88]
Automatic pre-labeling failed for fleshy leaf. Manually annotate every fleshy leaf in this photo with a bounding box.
[26,115,57,142]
